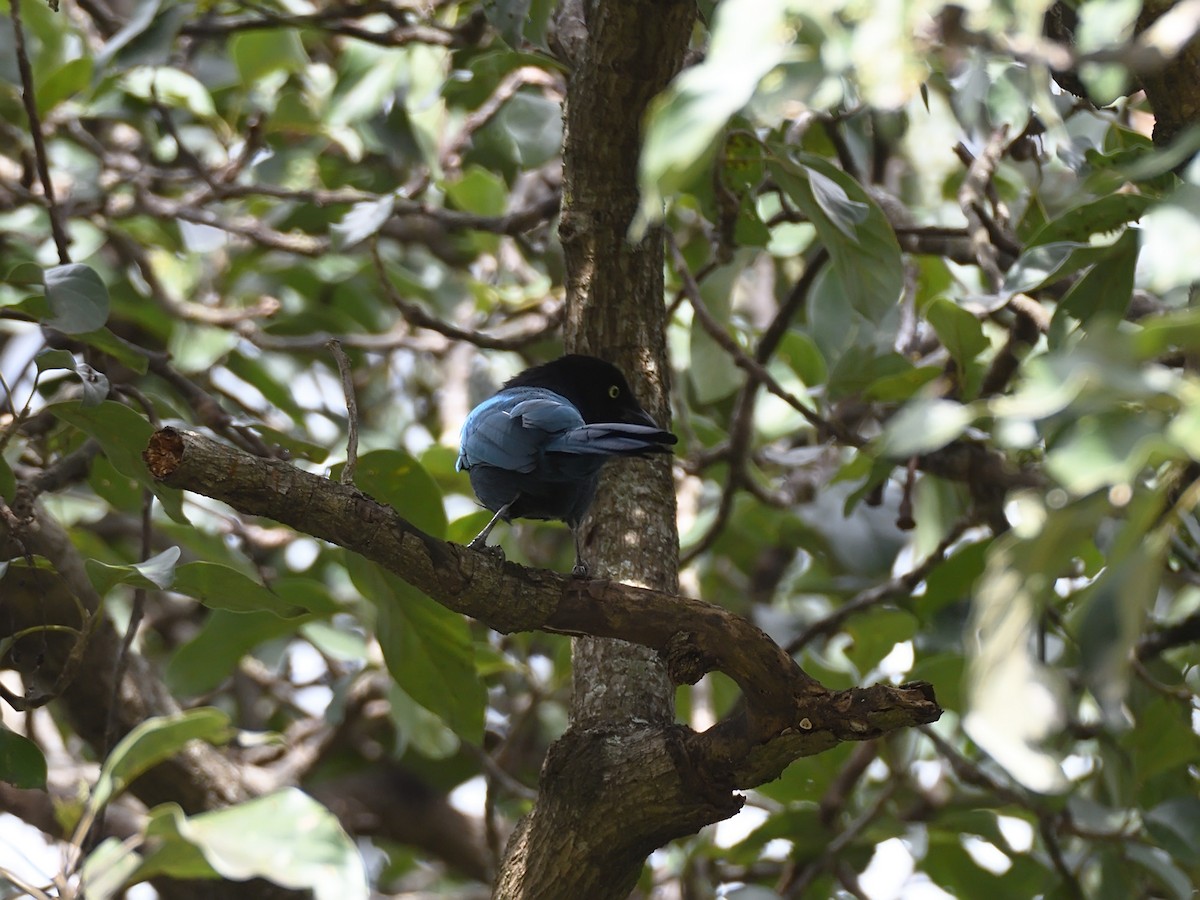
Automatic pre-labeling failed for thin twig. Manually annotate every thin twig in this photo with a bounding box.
[789,516,979,652]
[371,243,563,350]
[91,489,155,858]
[10,0,71,264]
[955,130,1010,290]
[783,781,897,897]
[326,339,359,485]
[667,237,836,438]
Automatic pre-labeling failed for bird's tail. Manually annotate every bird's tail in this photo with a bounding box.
[550,423,677,456]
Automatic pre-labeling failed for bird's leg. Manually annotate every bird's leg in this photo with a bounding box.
[467,500,514,556]
[570,526,590,578]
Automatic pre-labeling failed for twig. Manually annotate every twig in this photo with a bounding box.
[955,130,1010,290]
[756,248,828,363]
[1137,609,1200,659]
[782,781,897,897]
[0,866,54,900]
[667,238,837,439]
[91,488,155,858]
[672,242,837,563]
[108,227,281,325]
[326,339,359,485]
[10,0,71,264]
[442,67,563,175]
[789,516,978,652]
[371,243,563,350]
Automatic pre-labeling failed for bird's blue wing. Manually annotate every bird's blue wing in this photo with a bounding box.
[457,388,584,473]
[546,422,675,455]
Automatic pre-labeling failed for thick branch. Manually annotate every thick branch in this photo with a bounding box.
[144,428,941,784]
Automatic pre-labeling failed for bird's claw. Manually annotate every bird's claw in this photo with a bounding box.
[467,539,506,562]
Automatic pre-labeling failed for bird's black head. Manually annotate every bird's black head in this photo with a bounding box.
[506,354,663,426]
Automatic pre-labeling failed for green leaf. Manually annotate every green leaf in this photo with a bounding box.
[1137,186,1200,293]
[94,0,162,68]
[963,498,1110,794]
[926,298,988,369]
[48,400,187,523]
[137,806,216,883]
[484,0,533,49]
[688,256,749,404]
[230,28,307,84]
[1046,411,1170,495]
[1027,193,1153,246]
[144,790,368,900]
[1145,798,1200,867]
[769,153,904,323]
[331,195,395,251]
[0,725,47,789]
[1133,308,1200,359]
[248,424,330,464]
[638,0,788,223]
[878,399,976,457]
[346,554,484,742]
[861,361,942,402]
[171,562,306,617]
[1124,843,1195,900]
[389,683,461,759]
[77,327,151,374]
[335,449,447,539]
[1054,228,1138,328]
[86,546,180,596]
[36,351,110,404]
[34,348,78,372]
[37,56,93,115]
[0,456,14,503]
[167,610,303,696]
[1001,241,1112,294]
[1075,539,1163,724]
[844,609,917,673]
[80,836,145,900]
[778,332,827,387]
[119,65,217,119]
[91,709,232,812]
[445,165,508,217]
[44,264,111,333]
[494,92,561,167]
[806,167,869,239]
[3,262,45,286]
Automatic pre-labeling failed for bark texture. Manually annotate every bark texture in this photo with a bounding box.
[559,0,696,731]
[1136,0,1200,147]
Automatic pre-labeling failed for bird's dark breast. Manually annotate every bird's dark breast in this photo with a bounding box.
[468,463,602,527]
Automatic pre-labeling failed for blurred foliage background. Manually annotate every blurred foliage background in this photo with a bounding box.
[0,0,1199,897]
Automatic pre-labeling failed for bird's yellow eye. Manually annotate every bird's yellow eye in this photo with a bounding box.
[608,385,620,399]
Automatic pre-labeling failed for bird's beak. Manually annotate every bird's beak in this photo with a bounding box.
[624,406,661,429]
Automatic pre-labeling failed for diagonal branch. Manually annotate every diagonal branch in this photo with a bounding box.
[144,427,941,787]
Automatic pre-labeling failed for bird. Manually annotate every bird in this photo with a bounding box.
[456,354,677,576]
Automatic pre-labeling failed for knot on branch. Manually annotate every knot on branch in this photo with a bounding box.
[661,631,714,685]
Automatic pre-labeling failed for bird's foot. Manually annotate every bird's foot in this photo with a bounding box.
[467,538,506,562]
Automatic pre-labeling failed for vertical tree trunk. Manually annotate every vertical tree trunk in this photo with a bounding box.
[1135,0,1200,147]
[494,1,707,897]
[560,0,695,731]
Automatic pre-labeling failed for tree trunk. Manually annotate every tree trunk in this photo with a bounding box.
[495,0,705,896]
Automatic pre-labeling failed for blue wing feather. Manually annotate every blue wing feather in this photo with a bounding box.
[458,384,675,525]
[457,388,584,474]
